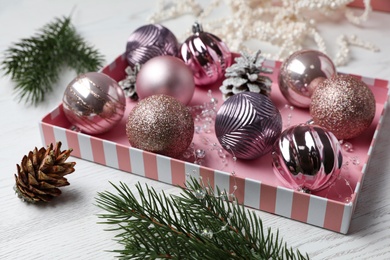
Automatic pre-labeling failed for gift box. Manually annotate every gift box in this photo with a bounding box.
[349,0,390,12]
[39,53,388,234]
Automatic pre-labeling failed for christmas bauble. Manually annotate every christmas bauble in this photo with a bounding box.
[278,49,336,108]
[126,94,194,158]
[310,75,376,140]
[136,56,195,105]
[180,22,232,86]
[125,24,179,67]
[272,124,342,192]
[215,92,282,160]
[63,72,126,135]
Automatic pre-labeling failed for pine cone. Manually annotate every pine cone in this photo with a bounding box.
[14,142,76,203]
[118,63,141,101]
[219,50,273,100]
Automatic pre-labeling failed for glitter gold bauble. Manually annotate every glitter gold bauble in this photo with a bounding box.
[126,94,194,158]
[278,50,336,108]
[63,72,126,135]
[310,75,376,140]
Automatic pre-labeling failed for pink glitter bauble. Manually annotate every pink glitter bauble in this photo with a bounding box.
[63,72,126,135]
[272,124,342,192]
[180,22,232,86]
[136,56,195,105]
[310,75,376,140]
[126,94,194,158]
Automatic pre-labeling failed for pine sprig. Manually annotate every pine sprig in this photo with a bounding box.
[1,16,104,105]
[96,178,309,259]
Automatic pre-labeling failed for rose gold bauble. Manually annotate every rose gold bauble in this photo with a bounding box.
[310,75,376,140]
[126,94,194,158]
[278,50,336,108]
[136,56,195,105]
[63,72,126,135]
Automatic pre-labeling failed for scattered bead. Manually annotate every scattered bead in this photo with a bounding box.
[194,189,206,199]
[350,156,360,166]
[200,228,214,239]
[342,141,354,152]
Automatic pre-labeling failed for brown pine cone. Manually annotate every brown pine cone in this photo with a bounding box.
[14,142,76,203]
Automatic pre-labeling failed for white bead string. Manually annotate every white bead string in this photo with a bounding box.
[148,0,378,66]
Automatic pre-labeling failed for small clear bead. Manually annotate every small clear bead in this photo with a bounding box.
[182,150,193,159]
[194,189,206,199]
[342,142,354,152]
[201,228,213,239]
[350,156,360,166]
[217,149,226,158]
[195,149,206,159]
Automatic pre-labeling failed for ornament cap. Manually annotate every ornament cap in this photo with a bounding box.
[192,22,203,34]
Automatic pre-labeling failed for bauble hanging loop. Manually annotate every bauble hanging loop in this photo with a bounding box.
[180,22,232,86]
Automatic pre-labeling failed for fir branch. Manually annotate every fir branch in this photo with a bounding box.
[1,16,104,105]
[96,178,309,259]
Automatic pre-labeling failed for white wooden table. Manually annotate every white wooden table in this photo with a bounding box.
[1,1,390,259]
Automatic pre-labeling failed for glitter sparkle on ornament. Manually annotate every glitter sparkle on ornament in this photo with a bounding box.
[310,75,376,140]
[126,94,194,158]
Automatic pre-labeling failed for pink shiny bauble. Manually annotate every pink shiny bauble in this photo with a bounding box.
[62,72,126,135]
[272,124,342,193]
[136,56,195,105]
[278,50,336,108]
[180,22,232,86]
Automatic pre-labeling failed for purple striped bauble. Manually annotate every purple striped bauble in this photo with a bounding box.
[125,24,179,67]
[215,92,282,160]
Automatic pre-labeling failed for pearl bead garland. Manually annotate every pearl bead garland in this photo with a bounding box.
[149,0,378,66]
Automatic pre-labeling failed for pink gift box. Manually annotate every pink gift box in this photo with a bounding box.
[349,0,390,12]
[39,53,389,234]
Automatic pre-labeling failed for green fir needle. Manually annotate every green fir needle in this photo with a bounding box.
[1,16,104,105]
[96,177,309,259]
